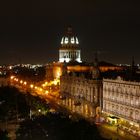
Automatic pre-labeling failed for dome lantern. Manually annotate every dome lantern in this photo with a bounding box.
[60,27,79,45]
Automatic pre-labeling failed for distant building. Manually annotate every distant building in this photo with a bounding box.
[45,64,54,81]
[46,27,123,80]
[59,27,81,63]
[0,77,9,87]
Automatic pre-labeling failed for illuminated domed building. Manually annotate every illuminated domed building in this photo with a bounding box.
[47,27,123,80]
[59,27,82,63]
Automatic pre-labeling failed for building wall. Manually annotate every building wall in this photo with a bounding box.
[59,49,81,63]
[60,73,102,119]
[103,77,140,132]
[99,66,123,72]
[46,62,123,80]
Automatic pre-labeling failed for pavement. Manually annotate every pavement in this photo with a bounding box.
[0,119,20,140]
[97,123,139,140]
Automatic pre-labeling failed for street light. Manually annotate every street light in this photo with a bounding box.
[24,81,27,85]
[42,84,45,87]
[40,88,42,91]
[116,118,120,139]
[10,76,14,79]
[30,84,34,88]
[45,90,49,95]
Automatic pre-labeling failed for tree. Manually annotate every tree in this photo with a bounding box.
[0,129,10,140]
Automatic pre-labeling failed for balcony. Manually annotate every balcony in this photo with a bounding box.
[74,100,81,106]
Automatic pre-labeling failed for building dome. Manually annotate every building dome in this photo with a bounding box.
[61,36,79,45]
[61,27,79,45]
[59,27,81,63]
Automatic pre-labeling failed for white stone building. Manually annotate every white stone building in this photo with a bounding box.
[60,63,102,119]
[103,77,140,135]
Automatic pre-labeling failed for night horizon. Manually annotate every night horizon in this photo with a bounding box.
[0,0,140,65]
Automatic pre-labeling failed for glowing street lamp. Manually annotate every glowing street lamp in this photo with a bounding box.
[10,76,14,79]
[30,84,34,88]
[14,78,18,82]
[39,88,43,92]
[42,84,45,87]
[24,81,27,85]
[45,90,49,95]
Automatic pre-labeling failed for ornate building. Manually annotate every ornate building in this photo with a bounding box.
[59,62,102,119]
[59,61,140,136]
[103,77,140,135]
[59,27,81,63]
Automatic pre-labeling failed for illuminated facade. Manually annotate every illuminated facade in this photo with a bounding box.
[60,64,102,119]
[103,77,140,135]
[59,27,81,63]
[60,63,140,136]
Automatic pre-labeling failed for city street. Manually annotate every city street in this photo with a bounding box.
[98,123,138,140]
[9,76,140,140]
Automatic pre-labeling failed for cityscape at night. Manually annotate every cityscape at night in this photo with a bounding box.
[0,0,140,140]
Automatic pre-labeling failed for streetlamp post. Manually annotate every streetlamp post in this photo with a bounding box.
[29,109,32,119]
[116,118,119,140]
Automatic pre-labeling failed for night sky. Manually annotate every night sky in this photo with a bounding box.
[0,0,140,65]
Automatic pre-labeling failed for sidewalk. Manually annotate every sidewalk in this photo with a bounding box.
[0,120,20,140]
[97,123,139,140]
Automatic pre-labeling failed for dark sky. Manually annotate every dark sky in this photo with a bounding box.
[0,0,140,65]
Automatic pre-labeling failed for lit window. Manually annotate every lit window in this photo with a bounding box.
[64,37,68,44]
[71,37,75,44]
[76,37,79,44]
[61,37,64,44]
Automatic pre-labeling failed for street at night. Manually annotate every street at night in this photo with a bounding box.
[0,76,139,140]
[0,86,103,140]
